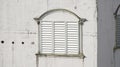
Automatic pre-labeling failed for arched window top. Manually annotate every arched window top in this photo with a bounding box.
[34,9,87,22]
[114,4,120,16]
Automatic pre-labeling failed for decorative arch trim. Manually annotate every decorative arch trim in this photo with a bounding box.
[34,9,83,21]
[114,4,120,16]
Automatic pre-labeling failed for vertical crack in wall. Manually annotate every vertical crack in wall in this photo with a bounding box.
[2,53,3,67]
[47,0,49,10]
[36,55,39,67]
[12,44,14,67]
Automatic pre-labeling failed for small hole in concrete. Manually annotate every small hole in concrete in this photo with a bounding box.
[1,41,4,44]
[22,42,24,44]
[31,42,35,45]
[12,41,14,44]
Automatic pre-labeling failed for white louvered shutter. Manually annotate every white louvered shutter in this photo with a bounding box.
[116,15,120,47]
[41,21,79,55]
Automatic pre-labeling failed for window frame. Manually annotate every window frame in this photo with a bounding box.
[114,4,120,49]
[34,9,87,58]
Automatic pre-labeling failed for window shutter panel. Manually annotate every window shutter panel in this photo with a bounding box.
[67,22,78,54]
[41,21,79,54]
[41,21,53,53]
[116,15,120,47]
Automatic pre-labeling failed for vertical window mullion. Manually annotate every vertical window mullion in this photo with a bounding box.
[78,21,80,54]
[39,21,42,53]
[52,21,55,54]
[65,21,68,54]
[79,21,83,55]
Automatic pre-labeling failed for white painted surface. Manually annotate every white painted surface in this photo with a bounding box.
[0,0,119,67]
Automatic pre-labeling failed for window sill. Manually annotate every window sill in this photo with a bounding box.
[113,46,120,51]
[35,53,85,59]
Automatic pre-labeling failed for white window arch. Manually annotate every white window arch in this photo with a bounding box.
[34,9,87,58]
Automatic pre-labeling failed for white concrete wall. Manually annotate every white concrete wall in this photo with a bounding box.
[0,0,97,67]
[97,0,120,67]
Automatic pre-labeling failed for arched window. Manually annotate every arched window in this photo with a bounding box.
[34,9,87,58]
[114,4,120,48]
